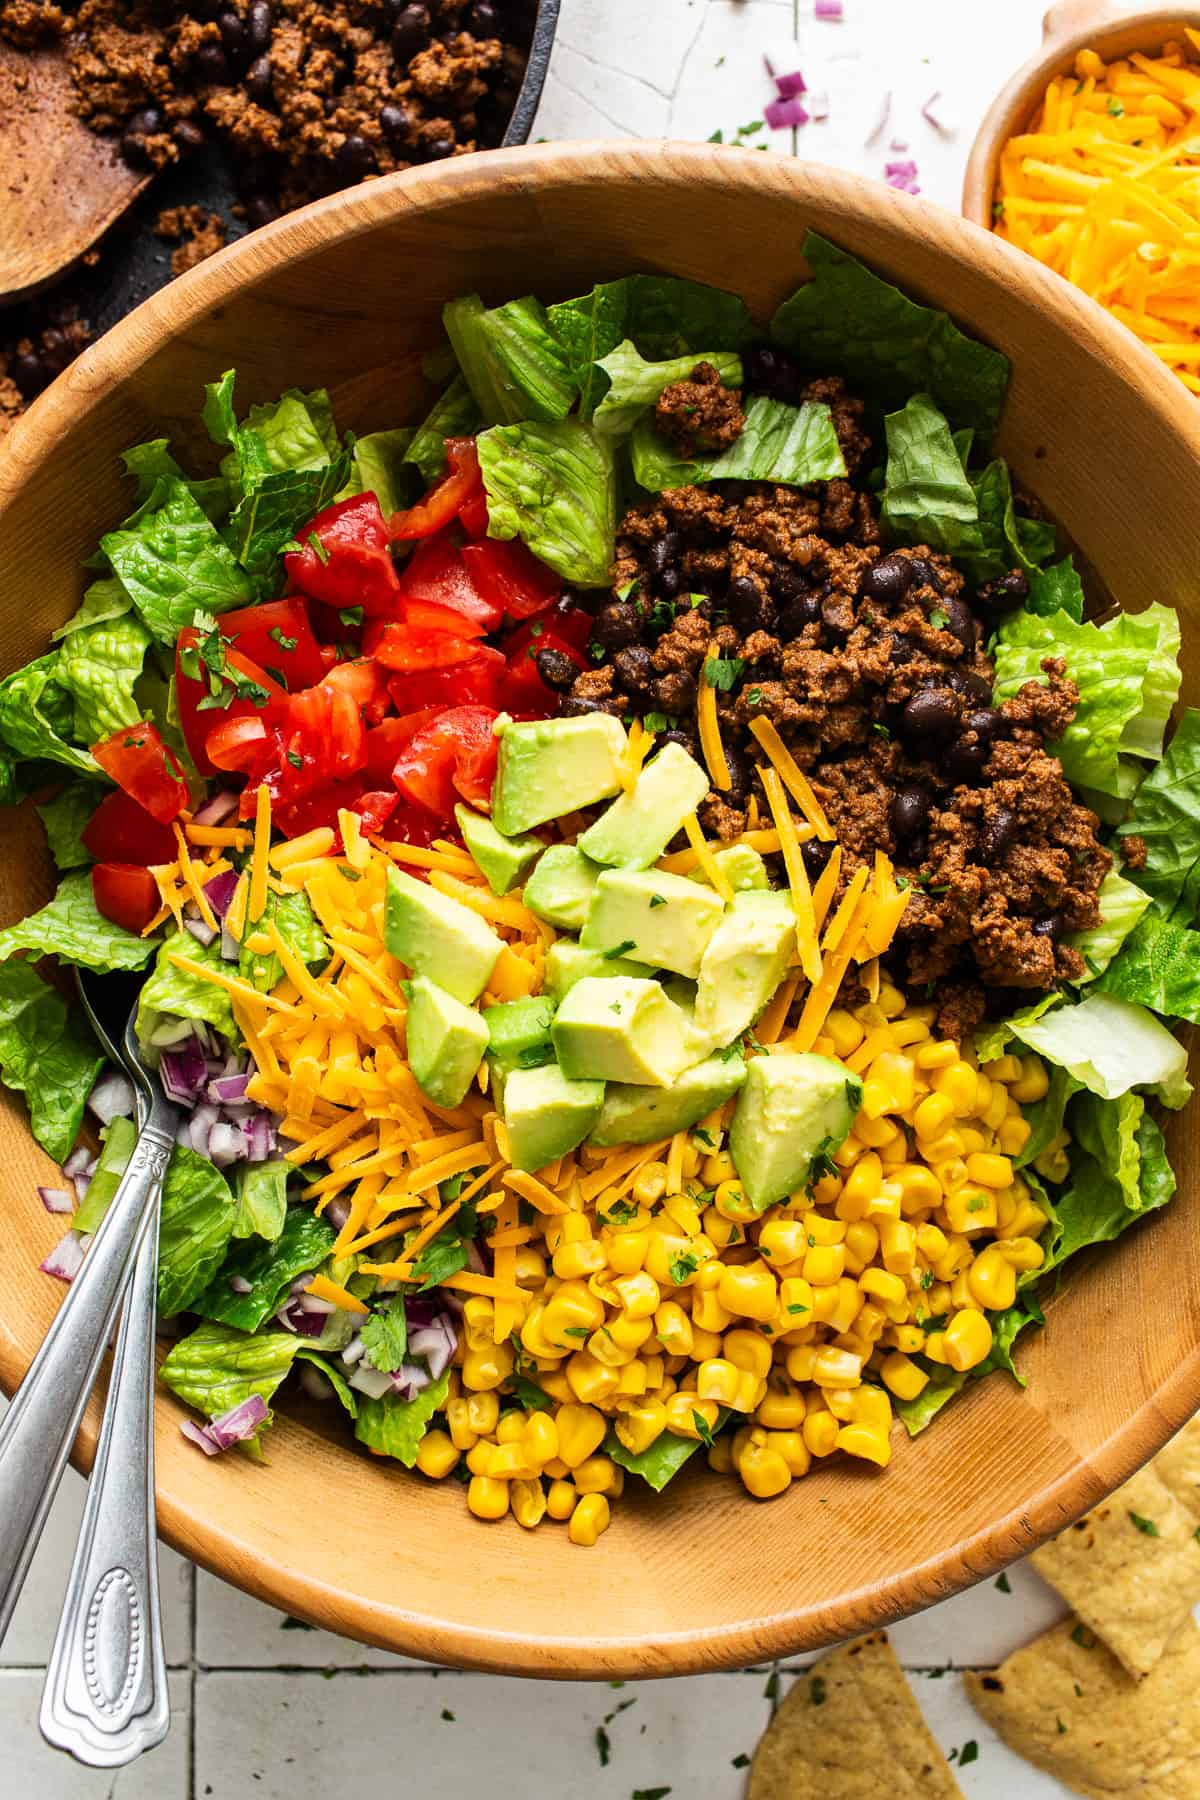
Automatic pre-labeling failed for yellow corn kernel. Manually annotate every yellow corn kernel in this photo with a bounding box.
[862,1051,915,1119]
[853,1299,887,1344]
[996,1115,1032,1157]
[518,1304,559,1363]
[665,1393,720,1439]
[924,1127,968,1164]
[999,1235,1045,1272]
[838,1151,883,1220]
[854,1112,900,1150]
[803,1408,840,1457]
[881,1129,912,1167]
[654,1299,695,1355]
[833,1136,863,1171]
[415,1429,460,1479]
[762,1430,809,1478]
[445,1398,478,1451]
[510,1478,547,1530]
[943,1307,994,1372]
[967,1244,1018,1311]
[724,1328,774,1380]
[734,1369,766,1413]
[706,1436,735,1474]
[859,1266,907,1308]
[812,1346,863,1389]
[615,1400,667,1457]
[823,1008,865,1056]
[1009,1055,1049,1104]
[555,1402,607,1468]
[886,1323,927,1353]
[825,1386,857,1421]
[696,1357,741,1406]
[842,1221,880,1274]
[692,1284,735,1333]
[805,1213,847,1247]
[830,1277,862,1334]
[565,1350,621,1405]
[538,1369,573,1404]
[737,1430,792,1498]
[703,1210,746,1252]
[943,1187,998,1233]
[849,1384,893,1430]
[689,1324,723,1360]
[462,1296,495,1350]
[545,1479,577,1522]
[573,1454,617,1495]
[934,1156,970,1194]
[496,1412,525,1445]
[837,1424,891,1467]
[568,1493,611,1546]
[465,1440,495,1476]
[606,1229,650,1275]
[664,1191,704,1237]
[933,1062,979,1115]
[999,1197,1048,1241]
[759,1219,810,1265]
[467,1475,510,1520]
[866,1181,903,1222]
[966,1151,1014,1190]
[915,1222,949,1262]
[948,1269,974,1313]
[615,1361,647,1397]
[880,1351,930,1401]
[542,1281,606,1345]
[786,1343,817,1382]
[931,1232,974,1280]
[890,1165,942,1212]
[913,1091,954,1140]
[801,1243,846,1286]
[755,1374,806,1429]
[718,1261,779,1322]
[607,1312,654,1355]
[701,1149,737,1186]
[461,1343,515,1392]
[632,1160,669,1206]
[779,1274,815,1323]
[915,1039,958,1071]
[489,1441,538,1481]
[543,1456,569,1479]
[522,1411,559,1467]
[553,1237,606,1280]
[971,1074,993,1119]
[874,979,904,1018]
[714,1179,758,1222]
[922,1281,953,1319]
[879,1217,917,1275]
[512,1246,547,1286]
[982,1084,1010,1131]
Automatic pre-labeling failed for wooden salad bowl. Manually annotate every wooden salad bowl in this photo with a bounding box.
[0,144,1197,1677]
[963,0,1200,228]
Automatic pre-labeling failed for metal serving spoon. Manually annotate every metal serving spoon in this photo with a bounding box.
[0,969,178,1765]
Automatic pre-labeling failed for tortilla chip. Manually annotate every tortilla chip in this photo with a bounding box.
[965,1615,1200,1799]
[1030,1464,1200,1676]
[1154,1414,1200,1523]
[748,1631,963,1800]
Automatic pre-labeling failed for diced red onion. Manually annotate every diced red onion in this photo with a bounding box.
[298,1293,336,1316]
[180,1419,221,1457]
[71,1171,91,1205]
[220,924,241,963]
[181,1394,269,1456]
[814,0,843,17]
[349,1363,395,1399]
[921,90,956,134]
[324,1198,351,1232]
[209,1073,250,1105]
[341,1335,365,1366]
[160,1037,209,1106]
[391,1361,432,1401]
[41,1230,86,1282]
[765,97,809,130]
[409,1318,457,1382]
[807,90,830,121]
[208,1121,246,1168]
[885,159,921,194]
[765,62,806,100]
[204,869,240,919]
[246,1113,276,1161]
[87,1069,136,1125]
[187,1101,220,1153]
[38,1186,74,1215]
[229,1274,253,1294]
[184,916,218,948]
[865,89,891,146]
[63,1146,93,1181]
[193,790,239,827]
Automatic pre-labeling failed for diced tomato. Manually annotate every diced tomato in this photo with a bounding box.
[205,714,275,775]
[214,596,327,690]
[369,622,480,672]
[81,790,177,866]
[364,711,440,784]
[399,599,489,640]
[461,538,560,622]
[284,493,402,617]
[175,632,287,777]
[92,863,160,935]
[391,705,500,820]
[395,533,502,633]
[92,722,188,825]
[458,488,489,538]
[389,439,483,541]
[384,644,504,716]
[351,790,401,835]
[515,601,594,655]
[320,658,390,724]
[283,681,367,787]
[498,625,586,714]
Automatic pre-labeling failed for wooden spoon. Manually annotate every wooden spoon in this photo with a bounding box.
[0,41,148,304]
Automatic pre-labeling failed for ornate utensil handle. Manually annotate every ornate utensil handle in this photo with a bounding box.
[40,1195,168,1766]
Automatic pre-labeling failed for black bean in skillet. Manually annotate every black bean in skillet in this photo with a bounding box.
[976,570,1029,618]
[218,10,246,58]
[722,742,752,805]
[900,687,961,749]
[612,646,657,705]
[391,4,431,60]
[940,596,976,653]
[333,135,378,183]
[860,553,913,605]
[173,118,207,152]
[533,648,578,692]
[777,592,821,637]
[980,806,1017,864]
[905,556,941,593]
[654,670,696,715]
[468,1,499,32]
[245,56,273,103]
[647,533,681,576]
[380,102,411,140]
[727,574,767,632]
[743,344,802,404]
[799,837,833,880]
[1032,913,1064,940]
[944,737,988,786]
[964,706,1002,744]
[119,107,163,167]
[422,136,457,162]
[8,349,44,401]
[891,784,931,843]
[247,0,273,53]
[592,602,641,651]
[657,566,683,600]
[194,41,231,83]
[662,728,699,757]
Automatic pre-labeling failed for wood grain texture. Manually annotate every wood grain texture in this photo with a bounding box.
[0,43,148,302]
[962,3,1200,226]
[0,143,1198,1677]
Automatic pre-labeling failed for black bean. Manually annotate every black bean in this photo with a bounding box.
[821,590,855,637]
[391,3,431,60]
[727,574,765,632]
[905,556,941,593]
[976,569,1029,616]
[592,602,640,651]
[960,669,992,705]
[218,10,245,55]
[647,532,680,575]
[657,566,683,599]
[244,55,272,101]
[245,194,279,228]
[127,105,163,137]
[801,837,833,879]
[533,648,578,692]
[941,596,976,653]
[654,671,696,714]
[662,728,698,756]
[173,118,207,151]
[891,784,931,842]
[422,136,456,161]
[772,562,808,603]
[900,687,961,749]
[560,695,605,719]
[10,351,44,400]
[247,0,272,52]
[743,343,802,404]
[887,632,915,665]
[944,738,988,786]
[613,646,656,703]
[980,806,1017,864]
[905,834,928,867]
[1032,913,1064,940]
[860,552,913,605]
[723,743,751,805]
[777,593,821,637]
[333,134,378,182]
[194,41,231,82]
[964,707,1000,743]
[468,0,498,30]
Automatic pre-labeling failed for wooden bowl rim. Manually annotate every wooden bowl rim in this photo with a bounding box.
[963,3,1200,227]
[3,141,1200,1673]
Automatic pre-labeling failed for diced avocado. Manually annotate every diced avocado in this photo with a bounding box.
[503,1062,605,1172]
[580,869,724,980]
[523,845,602,931]
[577,741,710,870]
[732,886,792,918]
[589,1052,748,1147]
[384,865,502,1004]
[690,844,769,892]
[483,995,556,1071]
[544,939,656,1000]
[454,804,542,897]
[730,1052,862,1211]
[492,714,628,835]
[694,903,794,1049]
[552,975,692,1087]
[405,976,489,1108]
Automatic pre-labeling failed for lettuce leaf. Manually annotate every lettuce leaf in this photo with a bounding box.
[879,394,983,557]
[896,1369,966,1437]
[1095,913,1200,1024]
[404,375,482,485]
[630,396,845,492]
[443,294,577,425]
[352,1370,450,1466]
[54,615,152,744]
[36,782,102,871]
[102,479,254,646]
[232,1159,289,1243]
[1039,1106,1174,1275]
[974,992,1061,1063]
[993,604,1183,796]
[135,929,236,1047]
[0,869,156,972]
[547,274,754,418]
[0,961,104,1160]
[770,231,1010,439]
[238,888,327,994]
[606,1416,729,1490]
[1010,990,1191,1109]
[121,440,228,524]
[477,420,617,588]
[347,429,417,518]
[195,1206,335,1331]
[224,451,351,582]
[1118,708,1200,925]
[1014,1063,1080,1172]
[1072,1090,1145,1214]
[293,1348,357,1417]
[243,387,340,473]
[1066,870,1152,981]
[157,1147,237,1316]
[896,1297,1044,1435]
[0,654,97,774]
[50,577,132,643]
[160,1319,300,1420]
[1027,555,1085,623]
[72,1115,137,1233]
[591,342,743,438]
[960,458,1056,585]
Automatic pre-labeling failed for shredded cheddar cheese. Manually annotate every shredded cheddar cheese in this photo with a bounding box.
[696,641,732,791]
[749,716,834,840]
[757,763,822,986]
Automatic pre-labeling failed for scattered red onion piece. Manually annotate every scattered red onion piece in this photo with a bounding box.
[766,96,810,130]
[921,90,958,134]
[814,0,843,18]
[41,1230,86,1283]
[203,869,239,919]
[87,1068,136,1126]
[63,1146,92,1180]
[771,68,807,100]
[38,1186,74,1215]
[885,160,921,194]
[229,1274,253,1294]
[184,915,218,949]
[192,790,239,827]
[181,1395,269,1456]
[890,137,909,152]
[865,90,892,146]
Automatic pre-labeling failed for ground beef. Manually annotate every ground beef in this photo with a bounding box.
[0,307,93,439]
[654,361,746,458]
[563,424,1112,1025]
[154,203,227,275]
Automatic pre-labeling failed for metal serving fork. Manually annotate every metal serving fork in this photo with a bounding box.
[0,968,179,1766]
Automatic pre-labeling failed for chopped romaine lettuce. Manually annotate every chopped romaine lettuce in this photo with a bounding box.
[630,396,845,491]
[606,1425,708,1491]
[477,419,616,588]
[243,387,340,473]
[160,1319,301,1420]
[157,1146,237,1316]
[36,782,103,872]
[232,1160,289,1243]
[1072,1090,1146,1215]
[591,341,743,438]
[1118,708,1200,925]
[1066,870,1152,981]
[1095,913,1200,1024]
[0,654,96,774]
[238,888,327,994]
[73,1116,137,1233]
[102,479,254,645]
[1027,555,1085,622]
[293,1349,358,1417]
[975,993,1062,1063]
[1014,1064,1080,1172]
[896,1369,966,1437]
[0,869,156,972]
[404,375,482,485]
[961,457,1056,585]
[1038,1104,1174,1275]
[879,393,983,558]
[54,614,152,744]
[347,429,417,518]
[1010,990,1191,1109]
[353,1370,450,1466]
[0,961,104,1161]
[224,451,351,582]
[195,1206,335,1331]
[136,929,236,1049]
[50,577,132,643]
[443,294,578,425]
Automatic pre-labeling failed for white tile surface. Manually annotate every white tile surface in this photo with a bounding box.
[1,2,1132,1797]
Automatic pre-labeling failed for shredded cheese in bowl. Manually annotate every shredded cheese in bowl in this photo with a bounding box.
[994,31,1200,392]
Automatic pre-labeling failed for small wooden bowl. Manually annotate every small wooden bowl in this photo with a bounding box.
[964,0,1200,227]
[1,144,1198,1677]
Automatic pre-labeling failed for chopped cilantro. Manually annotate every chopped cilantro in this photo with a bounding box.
[995,1572,1011,1594]
[1107,98,1125,116]
[643,711,674,733]
[929,607,949,630]
[1057,1716,1068,1734]
[307,530,330,565]
[691,1409,714,1447]
[286,749,304,770]
[632,1790,672,1800]
[731,1755,750,1770]
[1071,1624,1096,1648]
[958,1741,979,1766]
[872,722,891,738]
[966,1194,988,1213]
[692,1128,716,1148]
[338,606,364,628]
[668,1251,699,1286]
[589,641,606,662]
[1129,1512,1160,1537]
[602,939,637,959]
[703,654,745,691]
[269,625,300,650]
[441,1708,455,1722]
[746,686,763,706]
[596,1726,611,1767]
[508,1372,552,1411]
[648,894,666,909]
[763,1670,781,1704]
[787,1302,810,1315]
[993,200,1005,222]
[563,1326,591,1340]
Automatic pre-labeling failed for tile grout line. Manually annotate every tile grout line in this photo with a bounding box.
[188,1560,197,1800]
